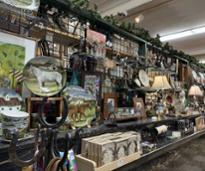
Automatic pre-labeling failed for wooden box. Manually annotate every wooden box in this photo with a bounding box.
[81,131,142,167]
[111,136,128,160]
[81,133,122,157]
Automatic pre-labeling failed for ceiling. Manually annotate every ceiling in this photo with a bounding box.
[90,0,205,63]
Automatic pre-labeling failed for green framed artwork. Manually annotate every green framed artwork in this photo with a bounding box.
[0,31,36,89]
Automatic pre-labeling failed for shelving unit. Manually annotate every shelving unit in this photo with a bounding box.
[0,1,204,171]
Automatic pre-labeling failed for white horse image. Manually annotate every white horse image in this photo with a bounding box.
[30,66,62,92]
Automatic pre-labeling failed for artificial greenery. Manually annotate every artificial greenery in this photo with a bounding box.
[62,0,204,70]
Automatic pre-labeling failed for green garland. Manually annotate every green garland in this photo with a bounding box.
[64,0,205,70]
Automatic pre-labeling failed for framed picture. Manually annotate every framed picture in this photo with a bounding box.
[0,31,36,89]
[83,73,102,104]
[86,29,106,58]
[103,93,118,119]
[195,116,205,131]
[133,97,145,116]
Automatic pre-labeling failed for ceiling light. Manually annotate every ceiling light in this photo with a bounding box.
[160,26,205,42]
[135,14,144,23]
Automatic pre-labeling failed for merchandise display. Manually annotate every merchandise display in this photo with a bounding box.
[0,0,204,171]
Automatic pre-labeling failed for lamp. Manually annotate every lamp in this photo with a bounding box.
[188,85,203,112]
[151,75,172,120]
[151,75,172,90]
[188,85,203,97]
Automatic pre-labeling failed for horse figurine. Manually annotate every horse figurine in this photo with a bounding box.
[30,66,62,92]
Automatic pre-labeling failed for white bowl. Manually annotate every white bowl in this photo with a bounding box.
[1,110,29,139]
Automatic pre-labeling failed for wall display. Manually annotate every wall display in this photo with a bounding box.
[103,93,118,119]
[0,32,36,88]
[86,29,106,58]
[0,0,40,11]
[23,56,66,97]
[133,97,145,116]
[63,86,96,128]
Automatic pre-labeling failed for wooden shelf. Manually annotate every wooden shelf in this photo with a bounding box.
[106,47,134,58]
[76,152,141,171]
[34,24,81,41]
[76,126,205,171]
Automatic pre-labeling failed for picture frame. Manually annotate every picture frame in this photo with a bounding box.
[195,116,205,131]
[0,31,36,90]
[82,72,102,105]
[103,93,118,119]
[133,97,145,117]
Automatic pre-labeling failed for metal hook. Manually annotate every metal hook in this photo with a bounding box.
[38,97,68,129]
[8,128,45,167]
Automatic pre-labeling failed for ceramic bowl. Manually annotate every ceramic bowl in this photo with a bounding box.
[1,110,29,139]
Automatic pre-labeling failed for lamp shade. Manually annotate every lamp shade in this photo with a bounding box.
[188,85,203,96]
[151,75,172,90]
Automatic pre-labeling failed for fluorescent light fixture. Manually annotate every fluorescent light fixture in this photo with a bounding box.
[160,26,205,42]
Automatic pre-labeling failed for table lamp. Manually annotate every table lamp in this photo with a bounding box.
[188,85,203,110]
[151,75,172,119]
[151,75,172,90]
[188,85,203,97]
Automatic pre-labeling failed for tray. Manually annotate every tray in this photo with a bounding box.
[76,152,141,171]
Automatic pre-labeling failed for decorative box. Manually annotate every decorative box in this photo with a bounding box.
[81,131,142,167]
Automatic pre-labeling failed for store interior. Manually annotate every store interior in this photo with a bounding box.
[0,0,204,171]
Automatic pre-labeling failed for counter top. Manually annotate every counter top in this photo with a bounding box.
[0,113,202,168]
